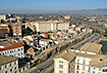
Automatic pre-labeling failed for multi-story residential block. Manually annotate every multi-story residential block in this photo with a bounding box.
[0,14,6,21]
[54,50,76,73]
[12,23,22,37]
[0,42,24,58]
[74,43,102,73]
[54,43,103,73]
[0,56,18,73]
[26,21,69,32]
[74,51,96,73]
[57,22,69,31]
[0,24,10,37]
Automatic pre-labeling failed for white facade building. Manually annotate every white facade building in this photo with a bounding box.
[0,14,6,21]
[29,21,69,32]
[0,42,24,58]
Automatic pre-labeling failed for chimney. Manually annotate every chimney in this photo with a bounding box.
[100,59,103,61]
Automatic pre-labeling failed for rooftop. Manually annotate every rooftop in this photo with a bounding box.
[76,25,84,29]
[0,41,12,48]
[0,56,18,66]
[40,39,49,42]
[74,51,96,58]
[55,50,76,62]
[30,21,69,24]
[90,55,107,68]
[80,43,102,54]
[0,24,8,27]
[0,42,23,51]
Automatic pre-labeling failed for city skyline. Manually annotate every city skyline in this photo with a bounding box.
[0,0,107,13]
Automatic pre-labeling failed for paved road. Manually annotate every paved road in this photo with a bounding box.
[27,59,53,73]
[72,33,100,49]
[27,33,100,73]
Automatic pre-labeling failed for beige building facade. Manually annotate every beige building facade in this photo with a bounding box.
[54,43,103,73]
[0,56,18,73]
[54,50,76,73]
[28,21,69,32]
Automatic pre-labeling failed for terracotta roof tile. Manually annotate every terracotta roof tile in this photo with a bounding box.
[0,42,23,51]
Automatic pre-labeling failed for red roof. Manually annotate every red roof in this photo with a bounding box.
[0,42,23,51]
[40,33,48,38]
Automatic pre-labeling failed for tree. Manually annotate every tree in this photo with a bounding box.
[95,29,100,34]
[105,29,107,34]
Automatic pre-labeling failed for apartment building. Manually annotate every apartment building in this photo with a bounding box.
[57,22,69,31]
[0,42,24,58]
[74,43,102,73]
[54,50,76,73]
[0,56,18,73]
[28,21,69,32]
[90,55,107,73]
[12,23,22,37]
[74,51,96,73]
[54,43,102,73]
[0,24,10,37]
[0,14,6,21]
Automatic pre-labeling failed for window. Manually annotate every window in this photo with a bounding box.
[10,69,12,72]
[15,67,17,70]
[77,65,79,70]
[21,48,23,50]
[27,66,29,69]
[14,61,16,65]
[103,69,107,72]
[83,66,85,70]
[77,59,79,64]
[5,71,7,73]
[76,71,79,73]
[16,28,18,30]
[83,60,85,64]
[59,70,63,73]
[93,68,95,69]
[19,69,21,72]
[18,49,20,51]
[5,65,7,68]
[99,69,101,71]
[10,51,12,53]
[10,63,11,66]
[23,68,25,70]
[59,65,63,69]
[59,61,63,63]
[15,71,17,73]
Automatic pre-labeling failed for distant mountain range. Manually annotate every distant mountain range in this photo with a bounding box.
[57,8,107,14]
[1,8,107,14]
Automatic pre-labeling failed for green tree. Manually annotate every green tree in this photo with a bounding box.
[105,29,107,34]
[95,29,100,34]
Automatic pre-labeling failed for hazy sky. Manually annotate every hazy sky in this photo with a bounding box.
[0,0,107,13]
